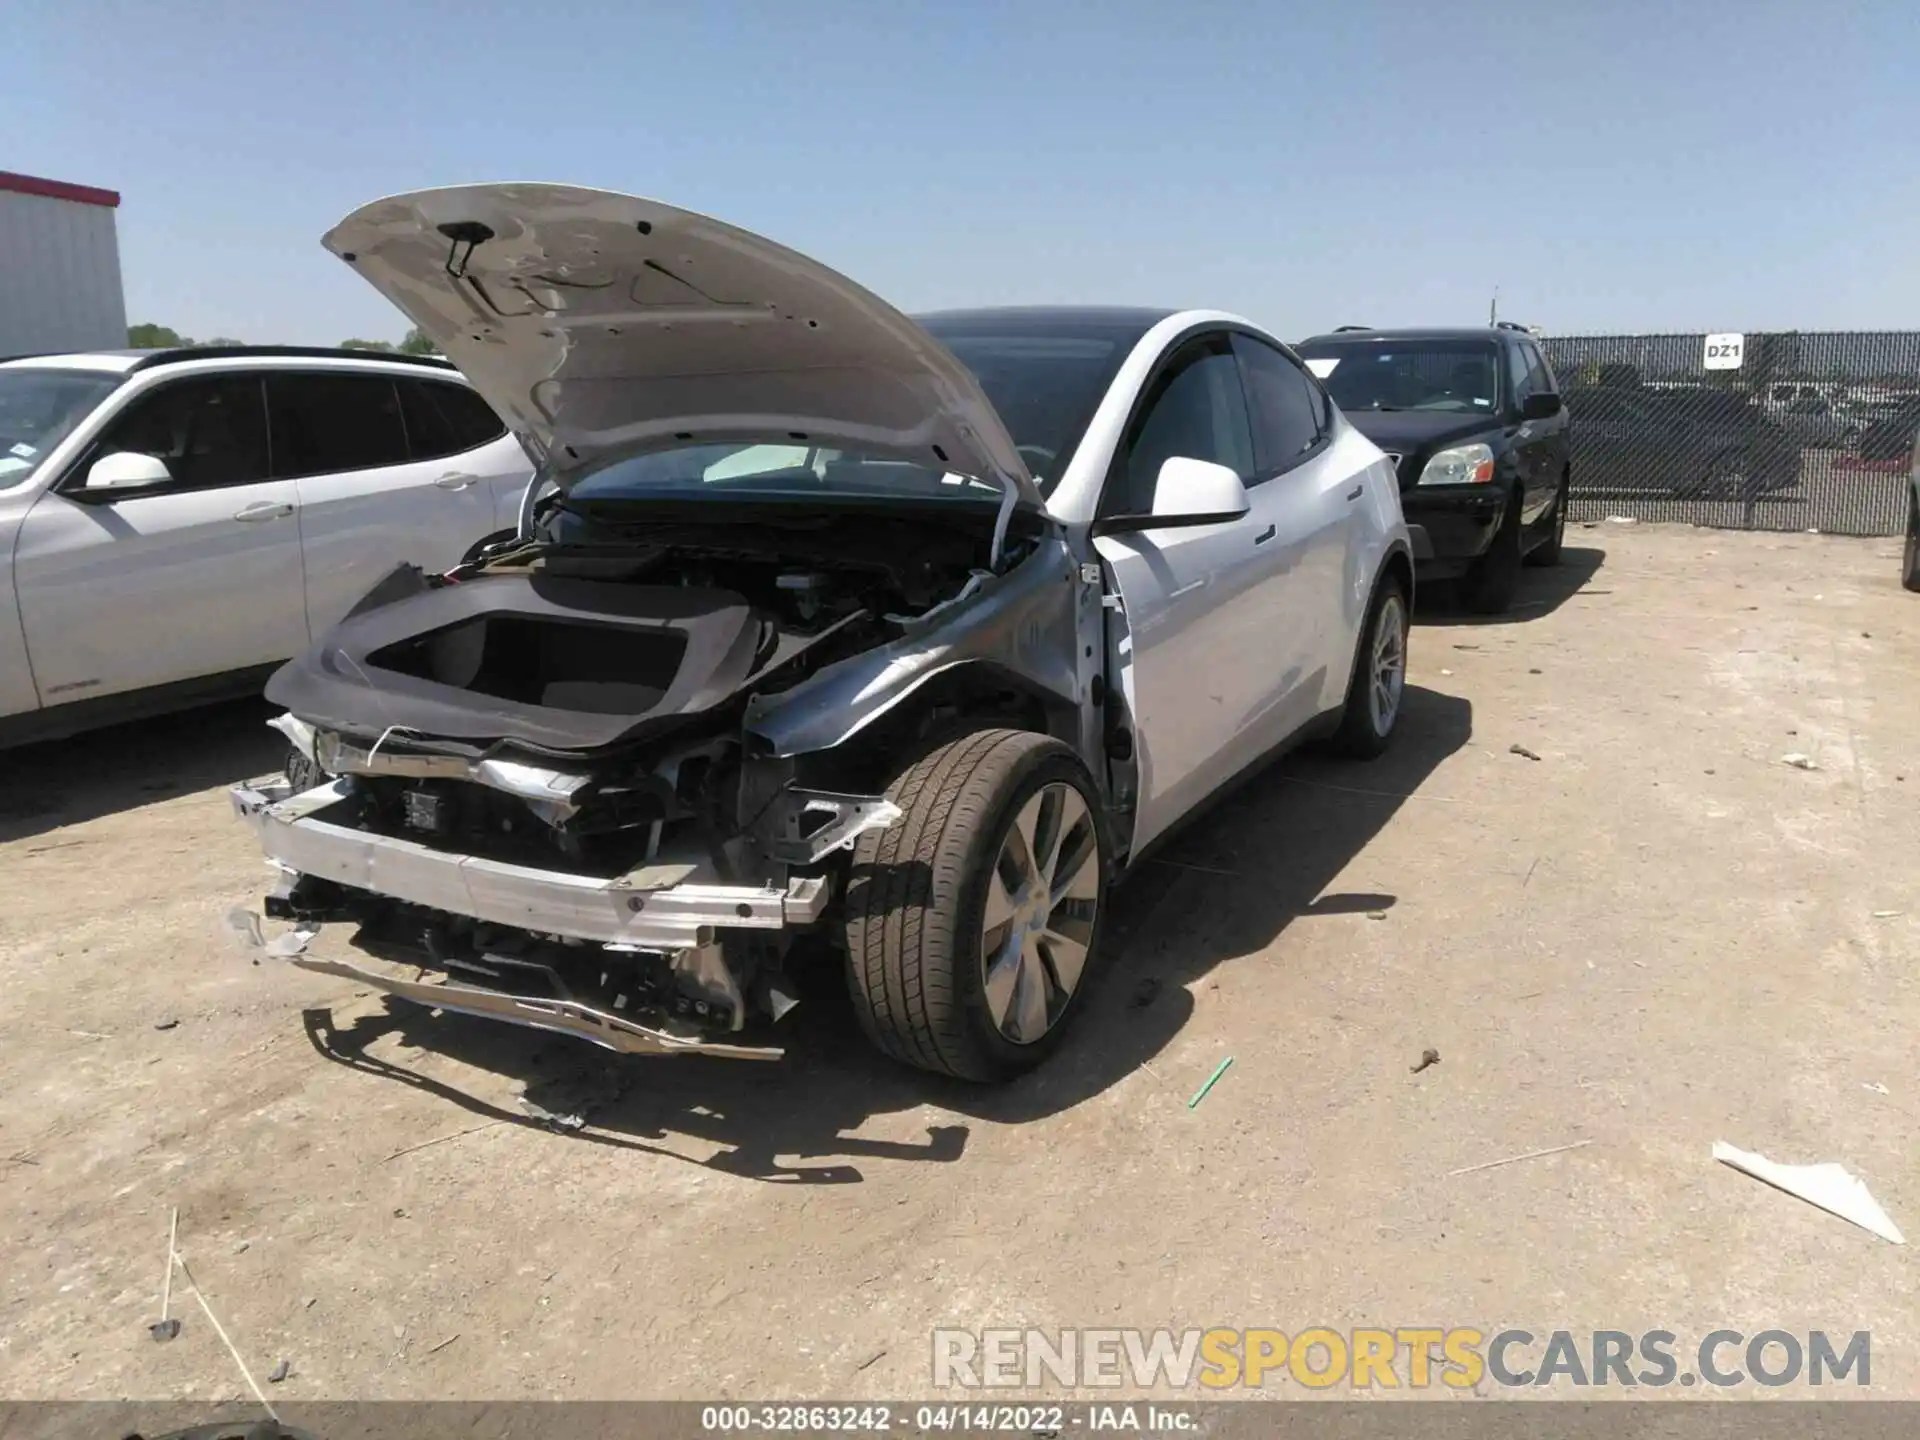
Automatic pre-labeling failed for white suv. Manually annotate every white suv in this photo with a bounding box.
[0,347,533,744]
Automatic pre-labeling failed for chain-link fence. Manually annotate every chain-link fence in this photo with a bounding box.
[1538,331,1920,535]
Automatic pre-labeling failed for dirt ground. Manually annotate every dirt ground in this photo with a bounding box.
[2,523,1916,1405]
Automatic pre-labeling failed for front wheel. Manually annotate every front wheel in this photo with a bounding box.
[1463,490,1523,613]
[844,729,1111,1082]
[1525,477,1568,567]
[1328,576,1408,760]
[1902,489,1920,594]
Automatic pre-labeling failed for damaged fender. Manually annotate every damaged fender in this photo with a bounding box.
[744,534,1086,757]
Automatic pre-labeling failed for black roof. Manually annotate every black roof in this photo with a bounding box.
[1298,326,1520,347]
[915,306,1176,342]
[124,345,456,372]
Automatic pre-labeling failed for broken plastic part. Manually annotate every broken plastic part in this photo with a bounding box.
[267,713,318,765]
[1713,1141,1905,1245]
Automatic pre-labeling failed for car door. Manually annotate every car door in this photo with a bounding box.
[1502,341,1554,521]
[395,376,532,534]
[1230,333,1357,742]
[1091,332,1296,854]
[269,371,499,638]
[11,372,309,704]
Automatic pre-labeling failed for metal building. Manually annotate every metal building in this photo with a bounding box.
[0,170,128,357]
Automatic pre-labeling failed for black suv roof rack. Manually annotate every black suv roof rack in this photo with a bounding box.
[1332,324,1372,332]
[125,345,457,373]
[1493,321,1533,333]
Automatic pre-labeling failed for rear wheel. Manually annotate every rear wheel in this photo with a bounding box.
[1463,490,1523,613]
[1328,576,1408,759]
[1525,475,1568,567]
[844,729,1110,1082]
[1902,489,1920,594]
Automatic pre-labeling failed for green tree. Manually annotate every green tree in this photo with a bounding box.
[127,323,187,348]
[397,326,438,356]
[339,338,396,352]
[200,336,245,347]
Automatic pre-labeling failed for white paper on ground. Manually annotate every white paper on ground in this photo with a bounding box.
[1712,1141,1905,1244]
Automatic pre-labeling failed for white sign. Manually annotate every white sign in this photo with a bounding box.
[1703,332,1745,370]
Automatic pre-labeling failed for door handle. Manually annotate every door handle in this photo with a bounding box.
[1346,484,1365,501]
[233,501,294,522]
[1254,523,1277,545]
[434,472,479,490]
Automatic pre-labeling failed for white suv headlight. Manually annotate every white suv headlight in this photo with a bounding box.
[1418,442,1496,486]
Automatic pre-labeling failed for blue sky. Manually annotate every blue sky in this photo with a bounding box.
[11,0,1918,345]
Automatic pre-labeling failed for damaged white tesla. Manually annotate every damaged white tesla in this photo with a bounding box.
[230,183,1413,1082]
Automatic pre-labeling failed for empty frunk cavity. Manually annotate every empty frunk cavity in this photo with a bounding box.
[368,614,689,713]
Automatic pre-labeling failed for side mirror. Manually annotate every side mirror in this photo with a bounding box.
[84,451,173,493]
[1522,392,1563,421]
[1096,456,1250,535]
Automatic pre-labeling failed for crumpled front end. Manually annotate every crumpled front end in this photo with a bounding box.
[229,757,900,1060]
[226,513,1089,1063]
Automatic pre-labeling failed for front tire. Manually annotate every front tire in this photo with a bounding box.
[1902,489,1920,594]
[1328,575,1408,760]
[844,729,1110,1082]
[1463,490,1524,613]
[285,745,325,793]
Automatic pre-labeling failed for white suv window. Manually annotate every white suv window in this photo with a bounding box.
[266,373,409,478]
[86,376,271,493]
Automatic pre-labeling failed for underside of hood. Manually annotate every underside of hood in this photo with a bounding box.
[322,183,1037,503]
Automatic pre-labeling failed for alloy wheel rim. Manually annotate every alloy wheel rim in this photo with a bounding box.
[1369,595,1407,736]
[980,782,1102,1044]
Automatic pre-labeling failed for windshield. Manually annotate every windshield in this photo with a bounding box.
[0,368,121,490]
[567,441,1007,507]
[925,330,1125,491]
[1295,340,1500,414]
[564,325,1129,506]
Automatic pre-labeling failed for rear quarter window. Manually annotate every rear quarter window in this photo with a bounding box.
[398,379,507,461]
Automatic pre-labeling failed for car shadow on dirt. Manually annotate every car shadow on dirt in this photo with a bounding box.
[301,684,1472,1184]
[0,697,284,844]
[1415,544,1606,625]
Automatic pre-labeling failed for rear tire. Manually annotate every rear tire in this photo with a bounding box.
[1902,489,1920,594]
[1525,476,1567,567]
[1328,575,1408,760]
[1463,490,1523,613]
[843,729,1111,1082]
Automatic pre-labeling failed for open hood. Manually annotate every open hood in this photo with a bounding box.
[323,183,1038,504]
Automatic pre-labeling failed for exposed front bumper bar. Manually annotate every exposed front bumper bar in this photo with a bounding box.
[229,777,831,952]
[275,947,781,1060]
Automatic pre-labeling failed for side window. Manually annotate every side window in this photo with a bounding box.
[87,376,269,492]
[1232,335,1325,479]
[266,374,409,479]
[1505,344,1534,408]
[1107,335,1254,515]
[1523,342,1555,397]
[398,379,508,461]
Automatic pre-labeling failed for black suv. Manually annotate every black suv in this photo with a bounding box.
[1295,325,1571,613]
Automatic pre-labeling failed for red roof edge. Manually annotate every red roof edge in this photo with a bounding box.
[0,171,121,209]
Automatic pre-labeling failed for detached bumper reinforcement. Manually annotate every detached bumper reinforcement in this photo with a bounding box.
[278,948,782,1060]
[229,777,832,952]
